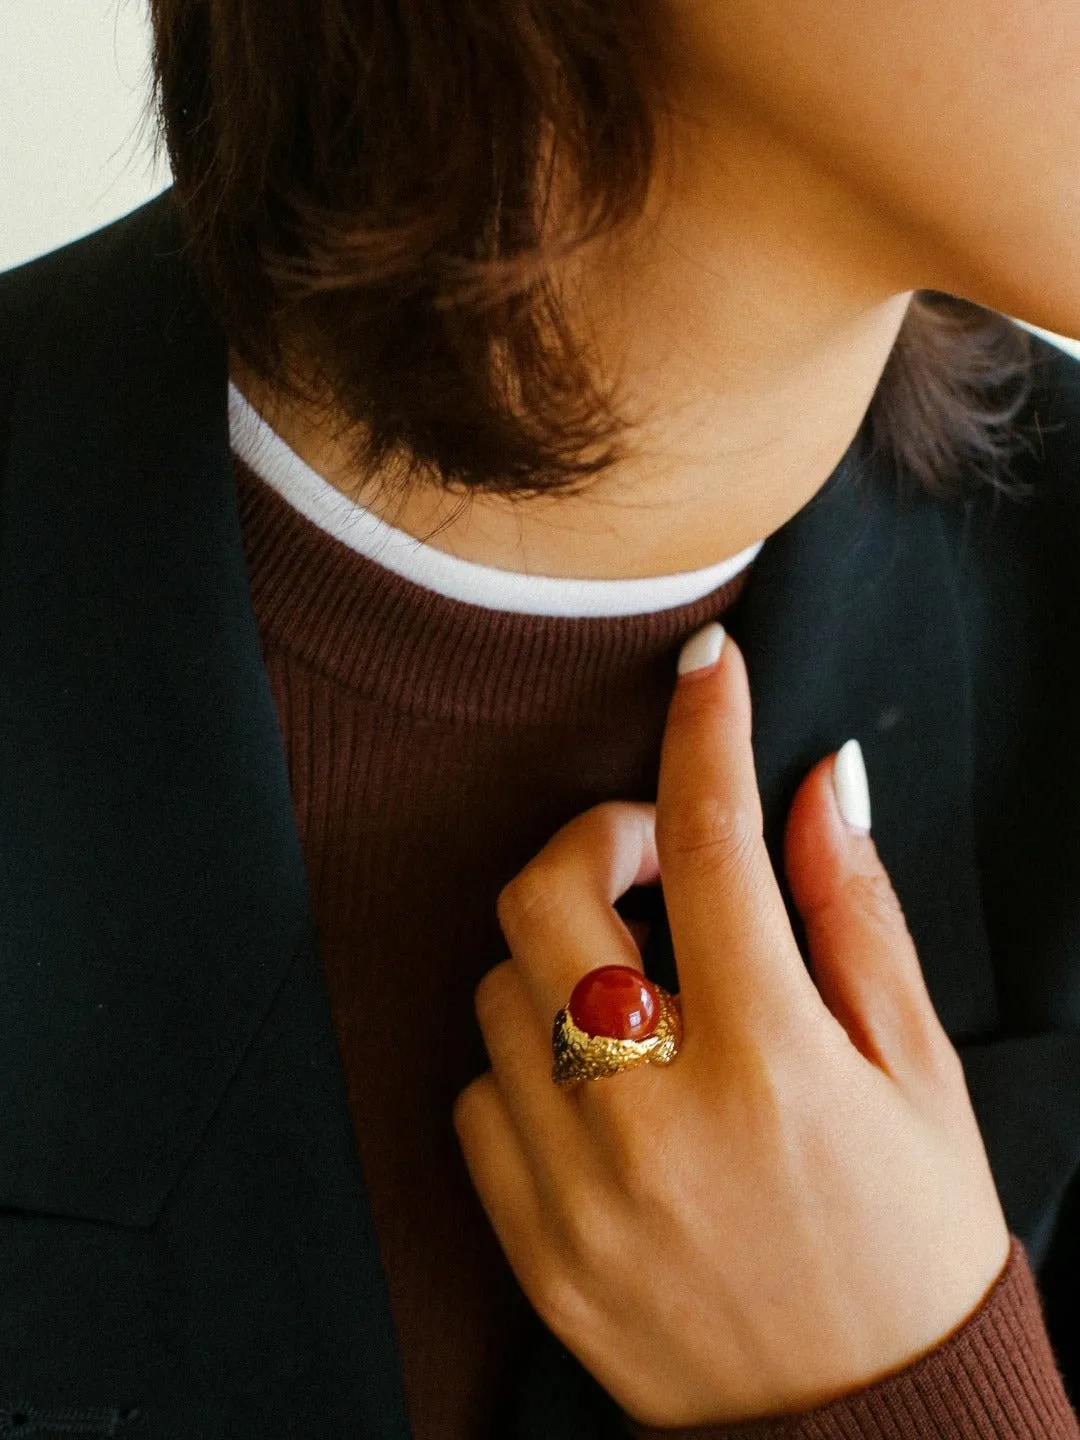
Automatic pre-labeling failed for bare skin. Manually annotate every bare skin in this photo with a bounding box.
[230,127,918,579]
[232,0,1080,580]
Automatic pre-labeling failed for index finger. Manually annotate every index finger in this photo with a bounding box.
[656,623,820,1044]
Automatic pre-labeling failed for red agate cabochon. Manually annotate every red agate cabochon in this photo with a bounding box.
[568,966,660,1041]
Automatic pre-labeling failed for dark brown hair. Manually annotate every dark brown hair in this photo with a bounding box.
[146,0,1038,506]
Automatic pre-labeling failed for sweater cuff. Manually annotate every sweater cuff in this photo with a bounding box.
[624,1236,1079,1440]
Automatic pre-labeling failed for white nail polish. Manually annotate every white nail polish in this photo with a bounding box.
[833,739,872,834]
[677,622,726,676]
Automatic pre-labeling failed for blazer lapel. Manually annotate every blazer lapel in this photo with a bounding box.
[0,191,412,1435]
[0,191,314,1227]
[735,445,998,1040]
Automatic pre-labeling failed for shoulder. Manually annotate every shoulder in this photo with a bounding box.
[0,188,183,323]
[0,189,225,501]
[0,190,192,431]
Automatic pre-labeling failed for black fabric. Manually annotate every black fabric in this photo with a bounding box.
[0,189,1077,1437]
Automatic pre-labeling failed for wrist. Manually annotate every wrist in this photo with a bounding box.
[621,1237,1078,1440]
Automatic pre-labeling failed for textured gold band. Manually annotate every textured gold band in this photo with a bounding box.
[551,989,682,1085]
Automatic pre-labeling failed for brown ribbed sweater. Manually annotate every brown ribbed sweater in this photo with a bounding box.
[232,452,1079,1440]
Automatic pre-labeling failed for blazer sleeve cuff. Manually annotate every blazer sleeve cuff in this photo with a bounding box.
[623,1235,1079,1440]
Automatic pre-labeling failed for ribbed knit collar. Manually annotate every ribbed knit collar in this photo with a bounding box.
[232,453,756,729]
[229,378,765,617]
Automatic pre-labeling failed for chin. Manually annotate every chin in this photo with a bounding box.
[920,236,1080,352]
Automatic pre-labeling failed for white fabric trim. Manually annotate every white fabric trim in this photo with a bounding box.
[228,380,764,618]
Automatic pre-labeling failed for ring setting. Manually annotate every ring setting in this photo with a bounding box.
[552,965,682,1084]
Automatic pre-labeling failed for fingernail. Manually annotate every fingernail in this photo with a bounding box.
[677,622,726,677]
[833,739,872,834]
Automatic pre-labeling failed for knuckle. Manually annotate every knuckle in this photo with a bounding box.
[911,1019,967,1093]
[935,1035,967,1088]
[531,1265,591,1344]
[841,866,906,927]
[451,1072,495,1139]
[496,860,562,940]
[473,959,516,1032]
[658,794,760,879]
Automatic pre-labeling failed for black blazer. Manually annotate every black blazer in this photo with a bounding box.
[1,189,1078,1439]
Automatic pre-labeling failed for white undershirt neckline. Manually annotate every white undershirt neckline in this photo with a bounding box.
[228,379,764,618]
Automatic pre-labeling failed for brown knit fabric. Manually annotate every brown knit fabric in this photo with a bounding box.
[232,451,1078,1440]
[233,451,755,1439]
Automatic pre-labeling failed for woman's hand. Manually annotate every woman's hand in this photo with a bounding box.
[452,622,1010,1431]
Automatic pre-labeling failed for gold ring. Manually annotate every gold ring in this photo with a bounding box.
[551,966,682,1084]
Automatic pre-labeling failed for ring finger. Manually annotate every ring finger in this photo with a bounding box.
[495,800,660,1040]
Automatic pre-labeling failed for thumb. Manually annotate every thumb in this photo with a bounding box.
[783,741,954,1088]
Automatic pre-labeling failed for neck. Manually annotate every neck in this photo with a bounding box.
[230,104,921,581]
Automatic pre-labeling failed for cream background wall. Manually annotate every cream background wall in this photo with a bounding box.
[2,0,170,274]
[2,0,1079,364]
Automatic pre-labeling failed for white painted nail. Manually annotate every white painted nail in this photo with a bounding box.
[833,739,872,834]
[677,622,726,676]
